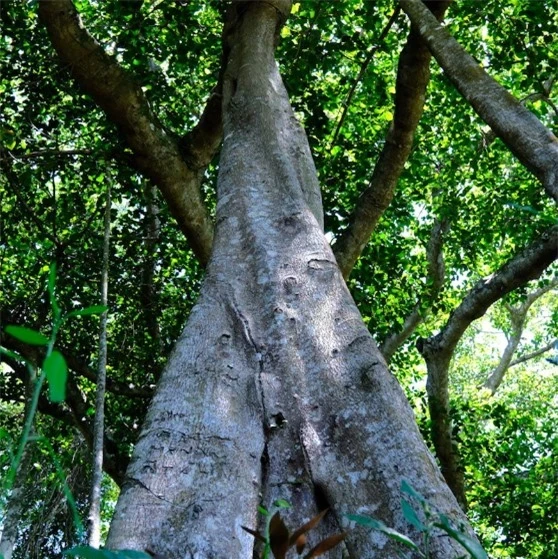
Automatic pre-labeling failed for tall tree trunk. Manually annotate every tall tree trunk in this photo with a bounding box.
[88,180,111,546]
[107,2,475,557]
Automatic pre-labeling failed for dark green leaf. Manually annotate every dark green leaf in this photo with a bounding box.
[5,325,49,346]
[64,548,152,559]
[435,515,488,559]
[401,499,425,532]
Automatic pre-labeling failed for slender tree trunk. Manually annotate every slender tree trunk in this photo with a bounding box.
[88,180,111,546]
[141,181,163,355]
[107,2,476,557]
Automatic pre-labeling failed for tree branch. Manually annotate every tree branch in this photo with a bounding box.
[0,148,58,245]
[38,0,221,265]
[417,225,558,507]
[483,279,558,394]
[9,149,94,159]
[399,0,558,202]
[333,1,451,278]
[0,325,153,399]
[510,337,558,367]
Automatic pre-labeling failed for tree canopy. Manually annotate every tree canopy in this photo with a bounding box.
[0,1,557,558]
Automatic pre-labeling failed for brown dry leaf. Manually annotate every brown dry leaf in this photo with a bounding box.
[304,532,347,558]
[269,512,290,559]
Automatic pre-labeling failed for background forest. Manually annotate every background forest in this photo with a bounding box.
[0,0,557,558]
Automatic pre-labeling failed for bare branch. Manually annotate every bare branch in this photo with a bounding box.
[38,0,220,265]
[510,337,558,367]
[483,279,558,394]
[333,2,451,278]
[399,0,558,202]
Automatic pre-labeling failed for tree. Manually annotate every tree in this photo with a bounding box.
[1,0,556,557]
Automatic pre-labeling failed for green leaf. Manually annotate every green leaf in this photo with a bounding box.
[4,326,49,346]
[345,515,420,552]
[64,547,152,559]
[400,480,427,505]
[43,350,68,402]
[401,499,425,532]
[0,346,33,367]
[434,515,488,559]
[67,305,108,318]
[273,498,291,509]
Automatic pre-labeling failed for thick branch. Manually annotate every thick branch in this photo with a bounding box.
[38,0,220,264]
[425,226,558,360]
[418,226,558,506]
[333,2,450,278]
[399,0,558,202]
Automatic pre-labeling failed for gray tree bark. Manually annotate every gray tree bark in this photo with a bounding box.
[107,2,475,557]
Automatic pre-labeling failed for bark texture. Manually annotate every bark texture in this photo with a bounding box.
[399,0,558,202]
[107,3,475,557]
[419,225,558,507]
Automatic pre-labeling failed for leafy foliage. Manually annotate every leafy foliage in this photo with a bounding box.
[0,0,556,557]
[348,481,488,559]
